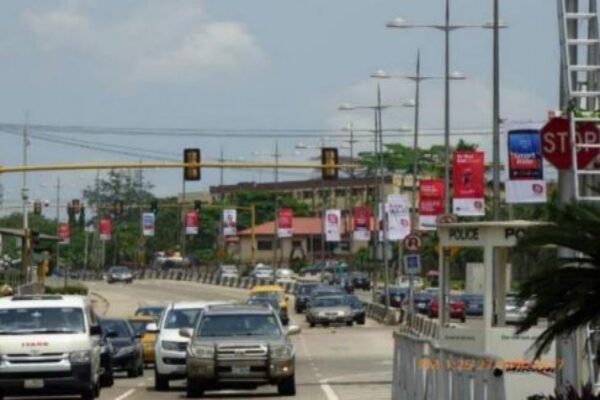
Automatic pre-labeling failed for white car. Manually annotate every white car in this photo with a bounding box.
[149,301,230,391]
[397,276,424,290]
[505,296,525,324]
[275,268,295,284]
[0,294,102,400]
[251,264,274,280]
[216,265,239,280]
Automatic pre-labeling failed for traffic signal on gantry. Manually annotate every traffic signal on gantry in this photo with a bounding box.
[321,147,339,180]
[184,148,201,181]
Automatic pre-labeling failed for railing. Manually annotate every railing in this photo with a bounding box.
[392,331,506,400]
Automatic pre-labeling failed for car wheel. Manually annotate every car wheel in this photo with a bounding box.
[138,363,144,377]
[460,316,466,323]
[100,372,114,388]
[186,378,205,398]
[80,386,95,400]
[278,374,296,396]
[358,317,366,325]
[346,321,353,327]
[309,321,315,328]
[127,366,139,378]
[94,382,100,398]
[155,370,169,391]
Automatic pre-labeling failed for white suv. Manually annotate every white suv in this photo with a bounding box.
[0,294,102,400]
[150,301,230,391]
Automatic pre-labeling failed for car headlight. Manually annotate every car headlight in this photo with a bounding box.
[189,344,214,359]
[161,341,182,351]
[270,344,294,359]
[70,350,91,363]
[115,345,137,356]
[337,311,347,316]
[318,311,327,317]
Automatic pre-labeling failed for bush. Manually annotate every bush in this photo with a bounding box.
[45,285,88,295]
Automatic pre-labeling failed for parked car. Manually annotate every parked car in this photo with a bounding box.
[215,265,239,280]
[346,294,366,325]
[127,315,157,366]
[306,295,354,327]
[182,304,300,397]
[505,295,525,325]
[98,324,116,387]
[106,266,134,284]
[249,285,289,325]
[333,274,354,294]
[250,264,274,280]
[411,292,434,315]
[461,294,484,316]
[427,296,466,322]
[275,268,295,284]
[397,276,424,290]
[99,318,144,378]
[134,305,165,321]
[378,286,409,308]
[349,271,371,290]
[294,282,320,313]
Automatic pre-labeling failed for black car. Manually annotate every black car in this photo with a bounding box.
[106,266,134,284]
[99,325,116,387]
[378,287,409,308]
[411,292,434,315]
[346,294,366,325]
[99,318,144,378]
[294,282,320,313]
[461,294,484,316]
[349,272,371,290]
[333,274,354,294]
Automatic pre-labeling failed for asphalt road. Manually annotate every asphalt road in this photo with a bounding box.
[82,279,394,400]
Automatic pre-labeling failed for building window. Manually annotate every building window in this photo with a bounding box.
[257,240,273,251]
[303,191,313,199]
[335,189,346,197]
[292,240,303,248]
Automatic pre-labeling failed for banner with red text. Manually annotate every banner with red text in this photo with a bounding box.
[353,206,371,242]
[185,211,199,235]
[99,218,112,241]
[452,151,485,216]
[277,208,293,238]
[419,179,445,230]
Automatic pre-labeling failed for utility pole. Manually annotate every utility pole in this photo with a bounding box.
[377,83,391,311]
[271,140,280,275]
[443,0,452,214]
[55,177,60,277]
[491,0,501,220]
[219,146,225,186]
[21,117,30,283]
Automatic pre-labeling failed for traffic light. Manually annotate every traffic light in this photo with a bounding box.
[31,230,40,251]
[321,147,339,180]
[114,200,124,216]
[33,201,42,215]
[71,199,81,214]
[183,148,201,181]
[150,200,159,214]
[194,200,202,214]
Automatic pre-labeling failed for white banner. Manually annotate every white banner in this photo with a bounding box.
[222,209,237,237]
[386,194,411,241]
[325,209,341,242]
[142,213,155,237]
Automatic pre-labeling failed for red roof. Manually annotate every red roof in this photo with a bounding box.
[238,217,352,236]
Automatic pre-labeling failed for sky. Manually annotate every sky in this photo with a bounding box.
[0,0,558,216]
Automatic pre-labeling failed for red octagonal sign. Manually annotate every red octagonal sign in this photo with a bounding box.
[541,117,600,170]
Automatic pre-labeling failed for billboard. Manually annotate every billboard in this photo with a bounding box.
[142,213,155,237]
[386,194,411,240]
[325,209,341,242]
[58,223,70,245]
[222,209,237,237]
[505,129,547,203]
[277,208,293,238]
[353,206,371,242]
[99,218,112,241]
[185,211,199,235]
[452,151,485,216]
[419,179,444,230]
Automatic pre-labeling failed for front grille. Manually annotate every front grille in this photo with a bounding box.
[5,353,67,364]
[163,357,186,365]
[176,342,188,352]
[217,344,268,361]
[217,365,267,374]
[0,370,72,379]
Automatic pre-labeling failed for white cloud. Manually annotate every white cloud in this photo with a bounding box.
[20,0,268,83]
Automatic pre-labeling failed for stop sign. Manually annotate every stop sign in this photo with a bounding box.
[540,117,600,170]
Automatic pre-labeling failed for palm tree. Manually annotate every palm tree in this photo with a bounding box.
[516,202,600,360]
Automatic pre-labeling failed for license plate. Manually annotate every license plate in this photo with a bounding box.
[24,379,44,389]
[232,366,250,375]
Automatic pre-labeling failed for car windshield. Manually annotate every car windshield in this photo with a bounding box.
[197,314,281,337]
[346,296,362,308]
[128,320,149,336]
[164,308,202,329]
[313,296,348,308]
[100,319,132,338]
[110,267,129,274]
[0,307,85,334]
[298,285,317,295]
[135,307,164,319]
[252,291,282,300]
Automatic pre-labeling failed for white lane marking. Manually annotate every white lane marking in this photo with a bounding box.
[320,381,340,400]
[320,370,391,384]
[114,388,136,400]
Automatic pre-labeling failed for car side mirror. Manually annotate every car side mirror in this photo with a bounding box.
[286,325,301,336]
[146,323,159,333]
[179,328,193,338]
[90,325,102,337]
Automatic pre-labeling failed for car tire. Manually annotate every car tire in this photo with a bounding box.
[127,366,139,378]
[278,374,296,396]
[94,382,100,398]
[282,319,289,326]
[155,370,169,391]
[460,316,466,323]
[138,363,144,377]
[186,378,205,398]
[100,372,114,388]
[309,321,316,328]
[357,317,366,325]
[346,321,353,327]
[81,386,95,400]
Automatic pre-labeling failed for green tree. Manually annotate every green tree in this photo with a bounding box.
[515,202,600,359]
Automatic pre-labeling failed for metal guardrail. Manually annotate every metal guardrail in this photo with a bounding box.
[392,331,506,400]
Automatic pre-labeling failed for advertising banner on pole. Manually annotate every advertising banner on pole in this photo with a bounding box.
[505,129,547,203]
[386,194,411,240]
[325,209,341,242]
[452,151,485,216]
[99,218,112,241]
[277,208,293,238]
[419,179,445,230]
[58,223,70,245]
[141,212,155,237]
[185,211,199,235]
[222,209,237,237]
[352,206,371,241]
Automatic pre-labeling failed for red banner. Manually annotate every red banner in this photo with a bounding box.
[352,206,371,241]
[185,211,199,235]
[58,223,70,244]
[452,151,485,216]
[99,218,112,241]
[277,208,293,238]
[418,179,444,230]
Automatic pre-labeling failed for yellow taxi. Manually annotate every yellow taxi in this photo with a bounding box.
[127,315,157,366]
[249,285,290,325]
